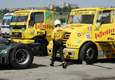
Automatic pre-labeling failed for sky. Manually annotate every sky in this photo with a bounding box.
[0,0,115,9]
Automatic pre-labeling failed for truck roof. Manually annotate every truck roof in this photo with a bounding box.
[4,13,14,16]
[71,8,115,12]
[15,9,50,13]
[14,9,52,16]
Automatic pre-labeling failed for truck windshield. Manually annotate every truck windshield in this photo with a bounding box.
[12,16,28,22]
[68,14,94,24]
[2,15,12,26]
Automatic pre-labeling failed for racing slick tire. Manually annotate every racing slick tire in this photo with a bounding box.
[35,38,48,56]
[79,42,98,65]
[9,44,34,69]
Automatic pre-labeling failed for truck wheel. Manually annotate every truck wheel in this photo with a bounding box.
[10,44,34,69]
[79,43,98,64]
[41,38,48,56]
[35,38,48,56]
[40,45,48,56]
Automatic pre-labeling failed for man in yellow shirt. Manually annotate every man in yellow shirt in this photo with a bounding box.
[50,19,67,68]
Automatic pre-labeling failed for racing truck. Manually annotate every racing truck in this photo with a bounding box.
[0,9,68,69]
[10,9,56,56]
[48,8,115,64]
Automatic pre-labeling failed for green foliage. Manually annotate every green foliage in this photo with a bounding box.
[0,8,10,21]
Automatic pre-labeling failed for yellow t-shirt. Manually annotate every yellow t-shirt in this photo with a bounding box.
[51,27,64,41]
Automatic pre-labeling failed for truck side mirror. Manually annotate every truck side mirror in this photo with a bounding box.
[96,19,102,29]
[97,17,105,25]
[97,20,102,25]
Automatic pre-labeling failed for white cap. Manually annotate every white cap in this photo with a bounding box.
[54,19,61,26]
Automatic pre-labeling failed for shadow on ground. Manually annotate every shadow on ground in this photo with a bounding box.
[0,79,8,80]
[91,59,115,69]
[0,63,47,70]
[55,59,115,68]
[97,58,115,63]
[83,76,115,80]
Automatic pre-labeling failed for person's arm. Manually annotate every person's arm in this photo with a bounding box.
[51,32,54,40]
[51,29,56,40]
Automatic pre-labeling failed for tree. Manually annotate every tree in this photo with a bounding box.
[3,8,10,14]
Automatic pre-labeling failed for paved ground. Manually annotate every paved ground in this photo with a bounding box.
[0,56,115,80]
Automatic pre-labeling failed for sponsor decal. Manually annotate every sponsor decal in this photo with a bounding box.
[95,28,115,39]
[107,37,114,40]
[35,24,52,29]
[77,33,82,37]
[86,33,90,39]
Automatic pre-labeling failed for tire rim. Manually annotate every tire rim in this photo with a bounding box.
[86,47,95,59]
[15,49,30,65]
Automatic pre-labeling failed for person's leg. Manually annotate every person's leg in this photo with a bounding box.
[50,41,57,66]
[59,47,66,68]
[59,47,65,62]
[58,41,67,68]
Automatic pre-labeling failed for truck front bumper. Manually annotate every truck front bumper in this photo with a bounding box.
[63,48,80,60]
[11,39,34,44]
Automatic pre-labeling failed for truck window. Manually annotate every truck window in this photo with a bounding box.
[29,12,44,27]
[97,10,111,24]
[82,15,94,24]
[2,15,12,26]
[32,12,44,23]
[68,14,94,24]
[12,16,28,22]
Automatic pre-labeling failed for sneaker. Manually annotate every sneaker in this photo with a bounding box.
[62,62,67,69]
[50,63,54,66]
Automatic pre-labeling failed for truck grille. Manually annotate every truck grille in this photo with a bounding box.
[12,32,22,38]
[12,25,26,29]
[62,32,71,45]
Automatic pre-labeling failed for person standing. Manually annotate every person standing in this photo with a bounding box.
[50,19,67,68]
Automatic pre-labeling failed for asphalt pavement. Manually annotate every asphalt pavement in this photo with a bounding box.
[0,56,115,80]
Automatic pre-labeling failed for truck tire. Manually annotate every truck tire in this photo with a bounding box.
[40,38,48,56]
[9,44,34,69]
[35,38,48,56]
[39,44,48,56]
[79,43,98,64]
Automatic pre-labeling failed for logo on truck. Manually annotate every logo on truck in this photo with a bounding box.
[95,28,115,39]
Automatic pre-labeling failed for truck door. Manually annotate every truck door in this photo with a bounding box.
[94,10,115,42]
[26,12,44,38]
[44,11,54,41]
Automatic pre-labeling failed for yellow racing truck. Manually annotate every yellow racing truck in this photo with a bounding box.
[48,8,115,64]
[10,9,56,56]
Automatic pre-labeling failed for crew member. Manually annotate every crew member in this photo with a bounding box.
[50,19,67,68]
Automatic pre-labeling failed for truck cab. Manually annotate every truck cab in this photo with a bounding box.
[0,13,14,38]
[10,10,55,44]
[49,8,115,64]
